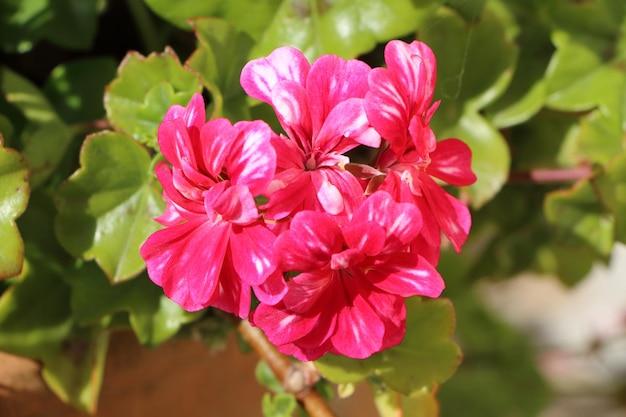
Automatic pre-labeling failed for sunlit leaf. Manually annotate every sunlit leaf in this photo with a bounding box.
[104,48,202,149]
[1,67,73,187]
[66,262,200,346]
[422,8,515,207]
[597,153,626,244]
[251,0,438,60]
[545,180,614,258]
[187,18,254,121]
[262,392,298,417]
[44,57,118,124]
[315,298,460,395]
[54,131,164,282]
[0,136,29,279]
[0,0,99,53]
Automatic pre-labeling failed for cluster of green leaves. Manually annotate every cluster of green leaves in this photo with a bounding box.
[1,0,625,416]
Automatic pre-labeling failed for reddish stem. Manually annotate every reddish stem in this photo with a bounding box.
[508,165,593,184]
[237,320,339,417]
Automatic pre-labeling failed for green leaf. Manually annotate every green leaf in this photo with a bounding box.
[187,18,254,121]
[54,131,165,282]
[256,360,285,393]
[372,388,439,417]
[542,0,625,39]
[104,48,202,149]
[44,57,118,124]
[0,138,29,279]
[597,153,626,244]
[251,0,435,60]
[144,0,281,39]
[41,326,109,414]
[545,180,614,258]
[316,298,460,396]
[0,0,99,53]
[1,66,73,187]
[422,8,515,207]
[66,262,200,345]
[262,392,298,417]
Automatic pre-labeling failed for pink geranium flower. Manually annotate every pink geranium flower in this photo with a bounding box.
[240,47,380,219]
[364,40,476,254]
[140,94,286,316]
[250,191,444,361]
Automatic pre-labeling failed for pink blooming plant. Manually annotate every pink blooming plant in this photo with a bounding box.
[140,94,286,317]
[365,40,476,258]
[240,46,380,219]
[250,191,444,361]
[141,39,477,359]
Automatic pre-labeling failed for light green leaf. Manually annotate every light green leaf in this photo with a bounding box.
[373,388,439,417]
[104,48,202,149]
[316,298,460,396]
[256,360,285,393]
[186,18,254,121]
[251,0,436,60]
[422,7,515,207]
[144,0,281,40]
[545,180,614,258]
[0,138,29,279]
[597,153,626,244]
[1,66,73,187]
[44,57,118,124]
[54,131,165,282]
[262,392,298,417]
[0,0,99,53]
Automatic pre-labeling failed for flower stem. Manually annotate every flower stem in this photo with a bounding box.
[237,320,339,417]
[508,165,593,184]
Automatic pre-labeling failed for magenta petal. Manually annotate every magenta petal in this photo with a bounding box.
[384,40,436,112]
[250,302,319,346]
[264,171,314,220]
[342,220,386,256]
[211,251,252,318]
[427,138,477,186]
[253,270,287,306]
[140,219,230,311]
[209,184,258,225]
[365,67,407,146]
[417,171,472,252]
[282,271,334,313]
[229,222,277,286]
[315,98,381,153]
[330,289,385,358]
[271,80,312,149]
[274,211,341,271]
[306,55,371,134]
[311,170,344,215]
[370,253,444,298]
[163,93,206,131]
[240,46,310,104]
[352,191,422,252]
[229,120,276,195]
[200,118,237,179]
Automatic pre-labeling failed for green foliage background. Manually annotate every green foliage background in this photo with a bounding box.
[1,0,625,416]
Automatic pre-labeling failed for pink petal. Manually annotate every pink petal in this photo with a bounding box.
[240,46,310,104]
[163,93,206,131]
[369,253,444,298]
[315,98,380,154]
[311,170,344,215]
[229,222,278,286]
[282,271,335,313]
[209,184,258,225]
[342,220,386,256]
[407,113,437,162]
[211,251,252,318]
[140,219,230,311]
[384,40,436,113]
[250,302,319,346]
[427,138,477,186]
[271,80,312,150]
[330,282,386,358]
[264,171,315,220]
[253,269,287,306]
[227,120,276,195]
[364,67,408,148]
[306,55,371,135]
[352,191,422,252]
[417,171,472,252]
[274,211,341,271]
[199,118,237,180]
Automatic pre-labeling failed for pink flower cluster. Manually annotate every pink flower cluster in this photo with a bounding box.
[141,40,476,361]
